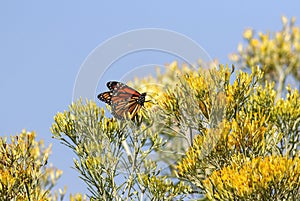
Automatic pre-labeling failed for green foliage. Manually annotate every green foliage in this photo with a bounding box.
[0,130,65,201]
[176,66,300,199]
[175,16,300,200]
[2,12,299,201]
[49,16,300,200]
[51,100,190,200]
[51,60,300,200]
[138,174,191,200]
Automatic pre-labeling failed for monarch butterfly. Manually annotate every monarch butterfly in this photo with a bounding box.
[97,81,147,120]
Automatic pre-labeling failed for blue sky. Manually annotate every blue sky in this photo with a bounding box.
[1,1,300,198]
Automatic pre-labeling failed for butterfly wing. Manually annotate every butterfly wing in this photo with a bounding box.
[98,81,146,119]
[111,94,142,119]
[107,81,141,95]
[98,81,124,104]
[106,81,120,91]
[97,91,112,105]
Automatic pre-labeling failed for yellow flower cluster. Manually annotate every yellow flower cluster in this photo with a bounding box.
[138,173,191,199]
[230,16,300,85]
[128,61,197,109]
[176,110,269,179]
[275,86,300,123]
[176,134,205,177]
[227,114,267,151]
[0,130,63,200]
[70,193,88,201]
[203,156,300,200]
[51,99,119,141]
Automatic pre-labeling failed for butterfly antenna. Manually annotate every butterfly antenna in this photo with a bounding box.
[145,93,157,105]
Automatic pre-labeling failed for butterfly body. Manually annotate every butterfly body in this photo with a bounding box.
[98,81,146,119]
[136,92,146,106]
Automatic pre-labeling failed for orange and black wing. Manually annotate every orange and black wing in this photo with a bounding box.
[111,94,143,119]
[97,91,112,105]
[106,81,120,91]
[107,81,141,97]
[98,81,146,119]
